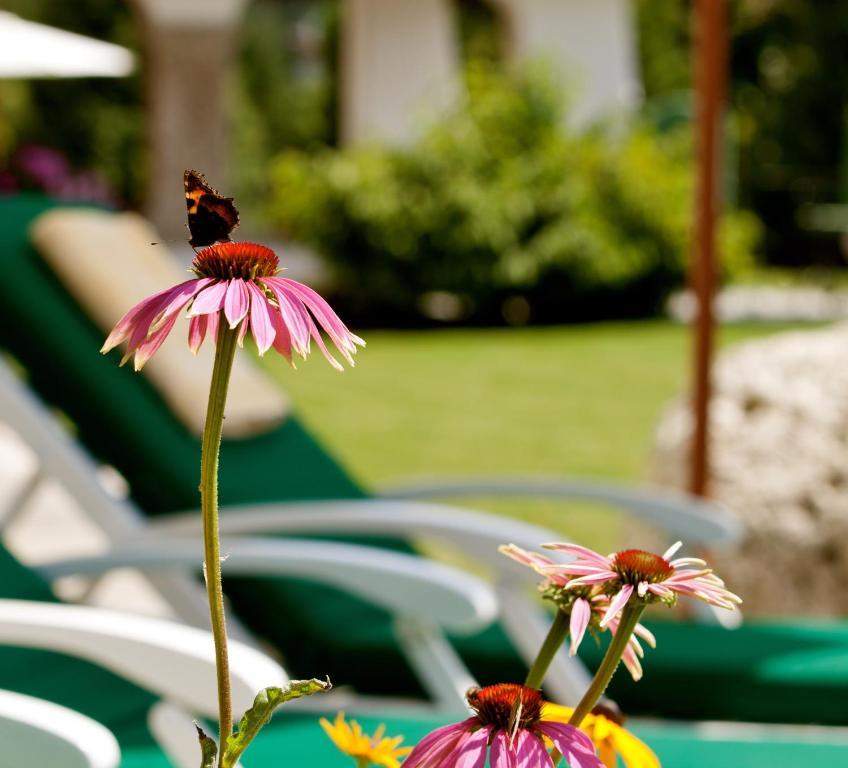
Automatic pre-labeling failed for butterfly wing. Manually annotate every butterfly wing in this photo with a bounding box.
[184,169,240,249]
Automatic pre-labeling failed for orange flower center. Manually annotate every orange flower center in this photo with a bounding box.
[192,242,279,280]
[612,549,674,584]
[467,684,543,731]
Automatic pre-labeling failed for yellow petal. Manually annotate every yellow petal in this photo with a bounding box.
[541,702,660,768]
[320,716,350,752]
[320,712,412,768]
[598,741,618,768]
[542,703,576,722]
[609,724,661,768]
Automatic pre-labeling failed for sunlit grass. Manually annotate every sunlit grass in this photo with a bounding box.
[263,320,811,546]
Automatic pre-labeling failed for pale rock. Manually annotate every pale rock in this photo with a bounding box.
[652,323,848,616]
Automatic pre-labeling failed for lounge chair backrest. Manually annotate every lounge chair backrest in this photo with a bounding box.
[0,196,363,512]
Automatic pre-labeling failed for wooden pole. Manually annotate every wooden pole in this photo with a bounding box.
[689,0,728,497]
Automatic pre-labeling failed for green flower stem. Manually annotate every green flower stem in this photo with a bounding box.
[525,609,570,690]
[201,324,239,760]
[568,601,646,727]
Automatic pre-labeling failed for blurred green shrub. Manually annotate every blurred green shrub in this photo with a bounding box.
[269,64,761,325]
[231,0,337,220]
[636,0,848,269]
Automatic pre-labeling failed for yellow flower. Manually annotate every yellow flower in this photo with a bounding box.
[320,711,412,768]
[542,704,660,768]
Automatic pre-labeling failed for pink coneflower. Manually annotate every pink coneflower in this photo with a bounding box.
[500,544,655,679]
[404,684,602,768]
[101,241,364,371]
[539,541,741,627]
[500,543,591,655]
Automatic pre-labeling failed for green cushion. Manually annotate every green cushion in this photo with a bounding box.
[633,721,848,768]
[4,195,848,724]
[578,619,848,725]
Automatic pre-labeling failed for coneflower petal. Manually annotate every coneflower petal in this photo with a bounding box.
[189,279,228,316]
[403,720,474,768]
[600,585,634,628]
[511,731,550,768]
[188,314,208,354]
[103,242,363,370]
[269,307,293,363]
[569,597,592,656]
[246,282,276,355]
[280,278,366,354]
[538,722,602,768]
[452,726,489,768]
[133,310,182,371]
[102,279,197,353]
[224,278,250,329]
[489,730,512,768]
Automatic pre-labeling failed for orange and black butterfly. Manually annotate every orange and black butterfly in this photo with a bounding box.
[184,169,240,249]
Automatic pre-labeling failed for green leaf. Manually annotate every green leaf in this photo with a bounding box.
[223,678,331,768]
[196,724,218,768]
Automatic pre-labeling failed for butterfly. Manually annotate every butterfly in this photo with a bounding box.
[183,169,240,249]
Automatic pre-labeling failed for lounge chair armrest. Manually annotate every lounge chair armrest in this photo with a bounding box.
[0,688,120,768]
[0,599,286,718]
[378,477,743,547]
[39,537,498,633]
[149,500,570,581]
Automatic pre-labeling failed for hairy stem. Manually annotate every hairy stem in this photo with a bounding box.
[547,602,645,766]
[201,322,239,762]
[524,609,570,690]
[569,602,645,727]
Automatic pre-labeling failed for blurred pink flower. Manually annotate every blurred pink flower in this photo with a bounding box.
[10,144,118,205]
[404,684,602,768]
[102,241,364,371]
[540,541,742,627]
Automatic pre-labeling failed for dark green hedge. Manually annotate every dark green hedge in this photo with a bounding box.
[269,65,760,326]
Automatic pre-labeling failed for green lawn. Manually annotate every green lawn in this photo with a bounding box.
[262,320,810,545]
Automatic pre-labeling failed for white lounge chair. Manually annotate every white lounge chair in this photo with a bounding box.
[0,597,286,768]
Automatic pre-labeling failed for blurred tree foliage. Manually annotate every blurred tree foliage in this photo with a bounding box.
[0,0,336,215]
[4,0,842,275]
[269,63,760,326]
[636,0,848,267]
[231,0,337,221]
[0,0,141,204]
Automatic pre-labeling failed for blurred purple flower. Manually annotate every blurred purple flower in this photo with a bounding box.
[3,144,118,205]
[15,145,71,193]
[56,171,117,206]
